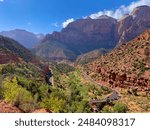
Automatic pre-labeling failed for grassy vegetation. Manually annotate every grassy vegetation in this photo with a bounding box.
[54,63,75,74]
[102,101,128,113]
[119,88,150,112]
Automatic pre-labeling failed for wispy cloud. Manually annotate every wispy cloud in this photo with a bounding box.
[0,0,4,2]
[62,18,74,28]
[89,0,150,19]
[52,22,59,28]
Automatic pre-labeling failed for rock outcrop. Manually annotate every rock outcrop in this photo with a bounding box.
[87,29,150,91]
[117,5,150,44]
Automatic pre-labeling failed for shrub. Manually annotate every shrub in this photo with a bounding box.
[17,77,39,96]
[113,102,128,113]
[14,88,35,112]
[101,86,110,94]
[102,106,113,113]
[41,97,66,112]
[1,64,15,74]
[3,77,35,112]
[144,47,150,57]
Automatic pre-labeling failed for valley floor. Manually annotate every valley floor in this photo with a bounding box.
[0,63,149,113]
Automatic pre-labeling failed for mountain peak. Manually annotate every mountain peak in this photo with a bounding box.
[131,5,150,16]
[86,16,92,19]
[14,29,28,32]
[133,5,150,10]
[96,15,114,19]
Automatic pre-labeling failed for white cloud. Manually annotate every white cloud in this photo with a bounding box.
[62,0,150,28]
[0,0,4,2]
[62,18,74,28]
[89,0,150,19]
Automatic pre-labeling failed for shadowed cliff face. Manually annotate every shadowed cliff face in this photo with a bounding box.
[117,5,150,44]
[61,17,117,52]
[34,6,150,61]
[34,16,117,60]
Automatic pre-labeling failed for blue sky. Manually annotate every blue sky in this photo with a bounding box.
[0,0,149,34]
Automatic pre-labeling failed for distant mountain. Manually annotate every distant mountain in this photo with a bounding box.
[34,6,150,61]
[34,15,117,60]
[0,35,38,64]
[76,48,110,64]
[87,29,150,91]
[0,29,44,48]
[36,33,45,41]
[33,40,76,61]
